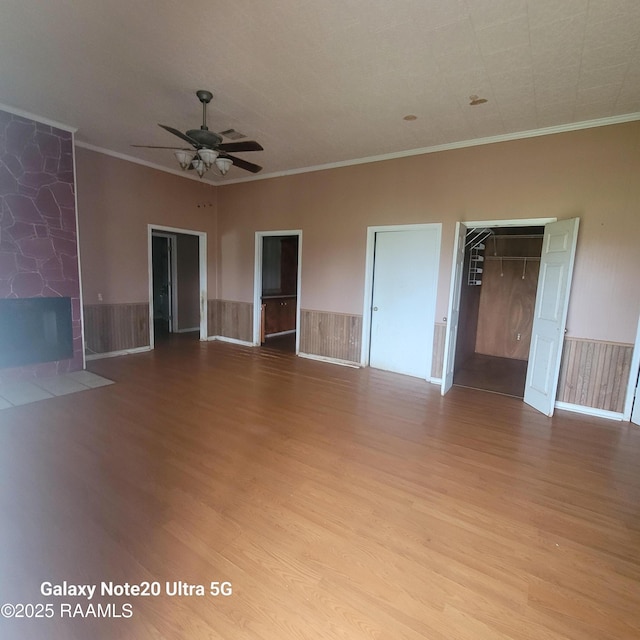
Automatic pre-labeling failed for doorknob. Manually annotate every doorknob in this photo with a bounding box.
[373,306,379,311]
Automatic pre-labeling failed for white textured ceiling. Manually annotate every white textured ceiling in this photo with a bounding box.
[1,0,639,183]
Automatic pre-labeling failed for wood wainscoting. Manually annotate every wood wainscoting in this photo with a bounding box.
[299,309,362,363]
[83,303,149,355]
[433,323,633,413]
[431,322,447,379]
[208,299,253,342]
[557,337,633,413]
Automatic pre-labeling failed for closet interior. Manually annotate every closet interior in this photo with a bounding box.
[453,226,544,397]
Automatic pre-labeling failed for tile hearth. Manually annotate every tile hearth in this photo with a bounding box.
[0,370,113,410]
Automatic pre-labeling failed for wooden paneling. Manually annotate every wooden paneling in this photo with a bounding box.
[300,309,362,363]
[455,272,482,368]
[207,298,219,338]
[475,258,540,360]
[280,236,298,295]
[263,297,297,335]
[557,338,633,412]
[83,303,149,354]
[475,235,543,361]
[431,322,446,379]
[207,299,253,342]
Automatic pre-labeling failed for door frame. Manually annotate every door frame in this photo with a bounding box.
[147,224,207,349]
[441,217,556,395]
[623,314,640,422]
[253,230,302,351]
[361,223,441,374]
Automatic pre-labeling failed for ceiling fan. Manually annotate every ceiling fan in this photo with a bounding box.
[133,89,263,176]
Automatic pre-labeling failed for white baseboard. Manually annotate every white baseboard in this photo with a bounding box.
[175,327,199,334]
[298,352,361,368]
[208,335,256,347]
[86,346,151,361]
[430,377,442,385]
[554,401,624,421]
[265,330,296,337]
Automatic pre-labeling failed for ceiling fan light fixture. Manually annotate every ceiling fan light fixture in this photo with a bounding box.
[198,148,219,167]
[136,90,262,175]
[215,157,233,176]
[216,158,233,176]
[192,158,207,177]
[174,150,194,169]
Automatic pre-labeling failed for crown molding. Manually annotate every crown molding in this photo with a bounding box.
[0,102,77,133]
[71,111,640,188]
[221,112,640,186]
[74,141,219,186]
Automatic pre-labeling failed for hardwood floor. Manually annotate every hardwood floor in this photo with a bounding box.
[454,353,528,397]
[1,340,639,639]
[262,332,296,352]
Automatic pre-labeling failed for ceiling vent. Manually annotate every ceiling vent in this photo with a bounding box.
[219,128,247,140]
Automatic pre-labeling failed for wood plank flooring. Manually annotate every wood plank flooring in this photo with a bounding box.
[454,353,528,397]
[1,339,639,639]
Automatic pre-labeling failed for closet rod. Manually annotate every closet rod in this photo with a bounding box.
[485,256,540,261]
[492,234,543,239]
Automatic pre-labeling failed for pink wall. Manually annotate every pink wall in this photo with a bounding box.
[217,122,640,344]
[75,148,218,304]
[0,108,83,379]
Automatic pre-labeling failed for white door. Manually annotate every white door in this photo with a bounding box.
[369,228,440,378]
[627,316,640,425]
[524,218,580,416]
[441,222,467,395]
[632,373,640,426]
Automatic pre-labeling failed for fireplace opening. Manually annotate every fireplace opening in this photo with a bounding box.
[0,297,73,369]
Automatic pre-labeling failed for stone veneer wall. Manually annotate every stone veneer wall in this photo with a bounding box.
[0,109,82,380]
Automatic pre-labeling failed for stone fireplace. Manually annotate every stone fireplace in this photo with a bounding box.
[0,108,83,381]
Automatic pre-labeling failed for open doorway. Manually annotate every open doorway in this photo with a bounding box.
[442,217,580,416]
[254,231,302,353]
[148,225,207,348]
[453,226,544,397]
[151,233,176,338]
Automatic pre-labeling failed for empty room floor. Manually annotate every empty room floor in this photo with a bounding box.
[1,339,639,639]
[454,353,528,397]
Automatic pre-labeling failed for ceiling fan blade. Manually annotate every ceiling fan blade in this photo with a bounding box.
[223,154,263,174]
[217,141,264,152]
[159,124,199,147]
[131,145,192,150]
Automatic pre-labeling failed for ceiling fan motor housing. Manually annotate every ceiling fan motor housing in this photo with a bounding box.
[186,129,223,146]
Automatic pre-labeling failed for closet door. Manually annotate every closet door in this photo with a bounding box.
[441,222,467,394]
[632,374,640,426]
[369,227,440,378]
[524,218,579,416]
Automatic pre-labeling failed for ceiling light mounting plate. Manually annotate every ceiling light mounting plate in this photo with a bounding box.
[196,90,213,104]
